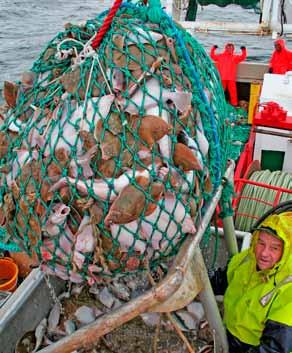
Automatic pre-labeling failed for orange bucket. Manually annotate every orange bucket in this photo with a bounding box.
[0,257,19,292]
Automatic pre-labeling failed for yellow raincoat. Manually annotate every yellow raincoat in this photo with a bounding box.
[223,212,292,346]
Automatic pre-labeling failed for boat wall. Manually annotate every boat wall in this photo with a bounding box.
[237,62,268,83]
[0,269,65,353]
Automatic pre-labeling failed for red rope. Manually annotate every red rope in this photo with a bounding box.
[91,0,123,50]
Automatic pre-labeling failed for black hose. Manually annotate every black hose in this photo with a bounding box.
[250,200,292,232]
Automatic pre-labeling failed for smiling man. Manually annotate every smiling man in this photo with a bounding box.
[255,229,283,271]
[223,212,292,353]
[209,211,292,352]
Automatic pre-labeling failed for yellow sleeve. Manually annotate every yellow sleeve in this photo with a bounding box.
[268,284,292,326]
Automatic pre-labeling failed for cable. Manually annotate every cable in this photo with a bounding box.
[279,0,287,36]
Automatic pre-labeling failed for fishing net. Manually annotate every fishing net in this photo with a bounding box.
[0,0,232,284]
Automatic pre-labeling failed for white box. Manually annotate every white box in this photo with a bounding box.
[260,73,292,116]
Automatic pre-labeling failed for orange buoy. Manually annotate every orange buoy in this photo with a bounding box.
[0,257,19,292]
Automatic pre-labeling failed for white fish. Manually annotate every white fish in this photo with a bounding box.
[121,78,192,115]
[141,192,196,252]
[196,112,209,157]
[110,220,146,253]
[69,145,98,178]
[73,216,96,270]
[32,318,47,353]
[43,203,70,237]
[69,271,84,284]
[41,231,73,262]
[48,302,61,332]
[159,166,197,194]
[6,149,39,186]
[26,108,46,148]
[45,95,114,156]
[49,168,151,202]
[145,106,172,161]
[127,27,163,45]
[107,67,124,93]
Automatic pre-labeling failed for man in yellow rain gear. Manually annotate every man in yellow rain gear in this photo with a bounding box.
[210,211,292,352]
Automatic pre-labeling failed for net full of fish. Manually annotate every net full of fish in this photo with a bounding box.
[0,2,229,285]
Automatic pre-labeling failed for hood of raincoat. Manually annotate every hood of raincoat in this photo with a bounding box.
[223,212,292,346]
[250,211,292,275]
[274,39,286,51]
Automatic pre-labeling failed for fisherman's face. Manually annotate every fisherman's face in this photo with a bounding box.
[226,44,234,53]
[255,231,283,270]
[275,43,282,52]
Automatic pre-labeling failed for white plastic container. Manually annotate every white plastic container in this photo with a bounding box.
[260,73,292,115]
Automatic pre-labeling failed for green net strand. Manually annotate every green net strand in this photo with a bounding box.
[0,0,241,284]
[0,227,21,252]
[219,178,235,219]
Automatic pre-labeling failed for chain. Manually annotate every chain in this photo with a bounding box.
[44,272,65,315]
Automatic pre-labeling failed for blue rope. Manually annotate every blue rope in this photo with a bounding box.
[163,15,222,190]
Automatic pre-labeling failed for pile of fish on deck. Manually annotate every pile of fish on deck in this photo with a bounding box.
[0,13,213,285]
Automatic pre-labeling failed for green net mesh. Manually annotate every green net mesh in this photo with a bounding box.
[0,0,234,284]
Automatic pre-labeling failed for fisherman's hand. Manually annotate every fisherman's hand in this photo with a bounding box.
[268,67,273,73]
[240,46,246,50]
[213,45,218,49]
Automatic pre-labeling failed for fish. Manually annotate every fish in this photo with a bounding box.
[49,168,153,201]
[127,57,163,96]
[32,318,47,353]
[41,227,74,262]
[110,220,147,253]
[73,216,97,270]
[177,129,204,170]
[107,67,124,93]
[94,121,121,160]
[196,112,209,157]
[164,36,178,63]
[21,71,36,88]
[3,81,18,108]
[104,176,149,226]
[121,78,192,115]
[6,149,39,187]
[127,27,163,45]
[43,203,71,237]
[140,192,196,251]
[69,145,98,178]
[48,303,61,332]
[173,143,203,171]
[136,115,172,149]
[45,95,114,156]
[145,106,172,161]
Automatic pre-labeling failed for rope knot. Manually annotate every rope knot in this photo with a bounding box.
[147,0,162,23]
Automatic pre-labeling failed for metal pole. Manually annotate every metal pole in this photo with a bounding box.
[222,216,239,256]
[197,248,229,353]
[221,163,239,256]
[179,20,265,34]
[270,0,280,37]
[261,0,273,27]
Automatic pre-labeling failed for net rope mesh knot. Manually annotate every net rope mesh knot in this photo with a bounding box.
[0,0,231,284]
